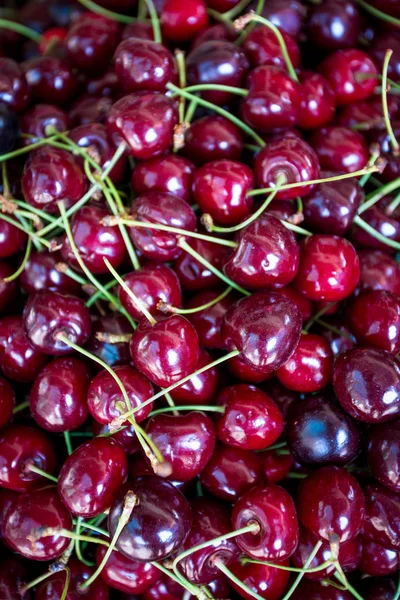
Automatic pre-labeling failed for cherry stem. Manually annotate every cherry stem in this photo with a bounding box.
[159,287,232,315]
[280,540,324,600]
[386,190,400,214]
[176,50,187,123]
[86,277,119,308]
[287,472,307,479]
[208,0,252,22]
[178,236,250,296]
[282,221,312,236]
[0,212,51,249]
[215,560,265,600]
[316,319,355,343]
[166,83,266,148]
[64,431,73,456]
[45,528,110,547]
[149,405,226,417]
[76,0,135,23]
[394,574,400,600]
[0,17,42,42]
[151,561,201,598]
[75,517,95,567]
[359,175,400,213]
[304,302,337,332]
[20,569,58,595]
[12,400,30,414]
[382,49,400,156]
[179,84,248,97]
[359,147,381,187]
[354,214,400,250]
[0,132,65,163]
[26,464,58,483]
[185,98,198,124]
[356,0,400,27]
[242,556,334,575]
[333,571,364,600]
[60,568,71,600]
[143,0,162,43]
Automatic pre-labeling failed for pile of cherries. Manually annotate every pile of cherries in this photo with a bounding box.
[0,0,400,598]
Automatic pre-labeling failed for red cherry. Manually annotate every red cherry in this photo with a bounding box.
[170,349,219,405]
[20,250,81,296]
[307,0,362,50]
[358,249,400,296]
[38,26,67,55]
[65,13,119,73]
[0,556,32,600]
[262,449,293,484]
[278,285,313,321]
[229,557,290,600]
[69,94,114,127]
[0,58,30,112]
[186,289,235,349]
[227,354,274,383]
[22,56,77,105]
[174,239,230,291]
[363,482,400,551]
[0,376,14,430]
[184,115,243,164]
[85,313,132,369]
[36,557,109,599]
[243,25,300,70]
[310,126,369,173]
[132,154,195,202]
[20,103,69,144]
[161,0,209,42]
[95,545,160,594]
[359,538,399,576]
[367,419,400,492]
[291,578,353,600]
[298,72,336,129]
[0,315,48,382]
[92,420,141,456]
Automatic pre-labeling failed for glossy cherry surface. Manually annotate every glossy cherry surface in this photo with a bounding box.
[243,25,300,70]
[351,204,400,252]
[297,72,336,130]
[36,557,109,599]
[174,238,230,291]
[307,0,361,50]
[261,449,293,484]
[367,420,400,492]
[363,483,400,551]
[132,154,195,202]
[65,12,119,72]
[20,103,69,143]
[170,349,219,405]
[186,289,234,349]
[359,538,399,576]
[70,94,114,127]
[161,0,208,42]
[22,56,77,105]
[20,250,81,296]
[229,557,290,600]
[358,249,400,296]
[115,38,175,93]
[0,315,48,382]
[0,58,30,112]
[183,115,243,164]
[92,420,141,456]
[95,545,160,594]
[310,126,368,173]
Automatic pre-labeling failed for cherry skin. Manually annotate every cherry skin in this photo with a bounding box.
[297,466,365,542]
[254,137,320,201]
[366,124,400,184]
[108,477,192,561]
[174,239,230,291]
[23,290,92,356]
[30,357,90,432]
[0,104,18,155]
[169,349,219,405]
[69,94,114,127]
[58,436,128,517]
[294,235,360,302]
[132,154,195,203]
[85,66,121,97]
[22,56,77,105]
[307,0,362,50]
[278,285,313,322]
[0,261,17,312]
[363,579,396,600]
[128,192,196,262]
[358,249,400,296]
[359,538,399,576]
[106,92,178,159]
[370,31,400,83]
[60,204,126,275]
[119,263,182,321]
[243,25,300,70]
[143,577,181,600]
[228,354,274,383]
[0,376,14,430]
[291,579,353,600]
[333,347,400,423]
[0,315,47,382]
[193,159,254,226]
[192,21,237,48]
[216,384,284,450]
[287,392,360,466]
[363,483,400,551]
[0,58,30,112]
[0,556,32,600]
[310,126,368,173]
[260,0,305,38]
[36,557,109,600]
[229,558,290,600]
[5,485,72,561]
[318,317,356,357]
[115,38,175,93]
[20,103,69,144]
[297,72,336,130]
[186,289,235,349]
[96,546,160,594]
[367,420,400,493]
[351,204,400,252]
[65,12,119,73]
[21,250,81,296]
[92,420,141,456]
[224,214,300,290]
[262,449,293,484]
[232,483,299,560]
[130,314,199,388]
[86,313,132,369]
[122,20,154,42]
[222,291,302,373]
[200,443,263,502]
[177,498,239,584]
[276,333,333,393]
[161,0,209,42]
[183,115,243,165]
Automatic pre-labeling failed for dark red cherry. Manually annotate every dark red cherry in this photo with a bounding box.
[0,215,25,261]
[0,262,17,312]
[143,576,181,600]
[20,103,69,143]
[0,376,14,430]
[108,477,192,561]
[0,315,47,382]
[363,483,400,551]
[65,13,119,72]
[363,578,396,600]
[262,449,293,484]
[92,420,141,456]
[128,192,196,262]
[21,146,87,215]
[130,314,199,388]
[146,412,216,481]
[86,313,132,369]
[22,56,77,105]
[186,41,248,105]
[287,392,360,465]
[177,498,239,584]
[69,94,114,127]
[30,357,90,432]
[132,154,195,203]
[294,235,360,301]
[205,0,242,12]
[0,58,30,113]
[318,317,356,356]
[370,31,400,83]
[352,206,400,254]
[60,204,126,275]
[216,384,284,450]
[161,0,208,42]
[232,483,299,560]
[5,485,72,560]
[278,285,313,321]
[224,214,299,290]
[186,289,234,349]
[20,251,81,296]
[222,291,302,373]
[183,115,243,164]
[58,436,128,517]
[0,556,32,600]
[359,538,399,576]
[291,578,353,600]
[229,558,290,600]
[259,0,305,38]
[307,0,362,50]
[36,557,109,600]
[96,546,160,594]
[200,443,263,502]
[192,21,237,48]
[368,124,400,184]
[169,349,219,405]
[119,263,182,321]
[228,354,273,384]
[298,466,365,542]
[174,239,230,291]
[243,25,300,70]
[85,67,121,97]
[254,137,320,201]
[0,424,56,491]
[263,379,300,421]
[297,72,336,130]
[310,126,368,173]
[23,290,92,356]
[193,159,254,226]
[333,347,400,423]
[115,38,175,93]
[106,92,178,159]
[367,420,400,493]
[122,20,154,42]
[88,365,154,425]
[358,249,400,296]
[303,172,362,235]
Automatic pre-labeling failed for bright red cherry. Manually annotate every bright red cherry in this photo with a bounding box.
[95,545,160,594]
[20,103,69,143]
[229,558,290,600]
[310,126,369,173]
[358,249,400,296]
[363,483,400,551]
[22,56,77,105]
[36,557,109,599]
[115,38,175,92]
[186,289,235,349]
[183,115,243,164]
[243,25,300,70]
[307,0,362,50]
[227,354,274,383]
[161,0,209,43]
[20,250,81,296]
[170,349,219,405]
[367,420,400,493]
[359,538,399,577]
[0,315,47,382]
[174,239,230,291]
[297,72,336,129]
[0,58,30,112]
[132,154,195,202]
[65,12,119,73]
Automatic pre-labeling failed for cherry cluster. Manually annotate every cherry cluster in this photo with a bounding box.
[0,0,399,599]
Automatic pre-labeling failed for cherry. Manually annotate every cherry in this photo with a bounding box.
[359,538,399,576]
[130,314,199,388]
[222,291,302,373]
[370,31,400,83]
[86,313,132,369]
[358,249,400,296]
[243,25,300,70]
[259,0,305,38]
[255,137,320,201]
[128,452,190,491]
[169,349,219,405]
[128,192,196,262]
[310,126,368,173]
[183,115,243,164]
[333,347,400,423]
[21,250,81,296]
[368,124,400,184]
[22,56,77,105]
[58,436,128,517]
[95,545,160,594]
[0,58,30,113]
[61,204,126,275]
[200,443,263,502]
[132,154,195,203]
[0,376,14,430]
[92,420,141,456]
[69,94,114,127]
[351,203,400,252]
[278,286,313,322]
[0,105,18,154]
[205,0,242,12]
[291,579,353,600]
[230,557,290,600]
[224,214,299,290]
[192,22,237,48]
[367,420,400,492]
[0,556,31,600]
[174,239,230,291]
[193,159,254,225]
[261,449,292,484]
[115,38,175,93]
[185,290,234,350]
[161,0,209,43]
[23,290,92,356]
[108,477,192,561]
[294,235,360,301]
[263,378,300,422]
[363,482,400,551]
[287,392,360,465]
[307,0,361,50]
[106,92,178,159]
[119,263,182,321]
[177,498,239,584]
[297,72,336,130]
[363,579,396,600]
[122,21,154,42]
[20,104,69,146]
[228,354,274,383]
[318,317,356,356]
[21,146,87,215]
[36,557,109,599]
[38,26,68,56]
[298,466,365,542]
[186,41,249,105]
[143,576,181,600]
[4,485,72,560]
[85,67,121,97]
[0,315,47,382]
[65,12,119,73]
[0,262,18,312]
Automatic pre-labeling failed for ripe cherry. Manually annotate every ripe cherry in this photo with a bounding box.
[229,557,290,600]
[69,94,114,127]
[122,21,154,42]
[359,538,399,576]
[186,289,234,349]
[367,420,400,493]
[228,354,273,383]
[0,261,17,312]
[318,317,356,356]
[65,12,119,73]
[0,556,31,600]
[170,349,219,405]
[95,545,160,594]
[358,249,400,296]
[291,579,353,600]
[92,420,141,456]
[262,449,293,484]
[21,250,81,296]
[297,72,336,130]
[0,376,14,430]
[161,0,209,42]
[310,126,368,173]
[243,25,300,70]
[0,58,30,112]
[20,103,69,143]
[0,104,18,155]
[86,313,132,369]
[174,239,230,291]
[22,56,77,105]
[370,31,400,83]
[307,0,362,50]
[363,483,400,551]
[0,315,47,382]
[132,154,195,203]
[351,203,400,252]
[36,557,109,599]
[183,115,243,164]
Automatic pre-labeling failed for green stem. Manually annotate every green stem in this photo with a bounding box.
[0,213,51,248]
[0,17,41,42]
[185,98,198,123]
[86,278,118,308]
[64,431,73,456]
[20,570,55,595]
[27,464,58,483]
[12,400,30,414]
[76,0,135,23]
[60,568,71,600]
[149,405,226,417]
[386,190,400,214]
[359,147,381,187]
[223,0,253,20]
[102,184,140,271]
[243,555,333,575]
[4,237,32,283]
[75,517,95,567]
[177,84,248,97]
[143,0,161,42]
[382,49,400,155]
[216,560,265,600]
[333,572,364,600]
[0,133,64,163]
[281,221,312,236]
[151,561,199,597]
[161,287,232,315]
[175,50,187,123]
[280,541,324,600]
[359,176,400,213]
[354,214,400,250]
[316,319,355,343]
[304,302,337,332]
[356,0,400,27]
[393,573,400,600]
